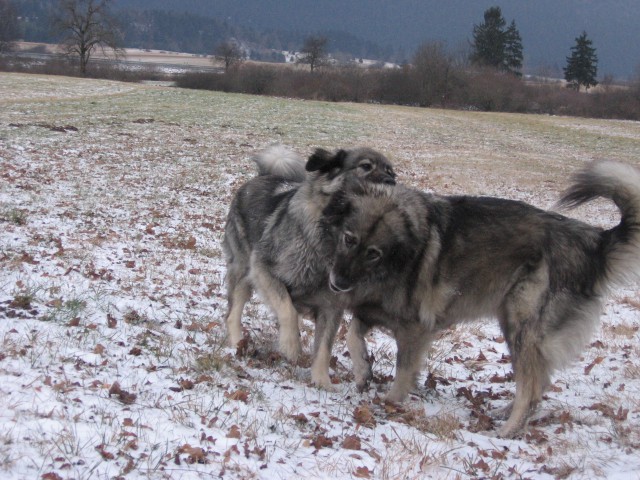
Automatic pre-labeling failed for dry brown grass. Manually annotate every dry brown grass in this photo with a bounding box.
[1,72,639,479]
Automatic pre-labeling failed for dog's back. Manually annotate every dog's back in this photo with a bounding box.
[224,176,296,261]
[223,146,304,264]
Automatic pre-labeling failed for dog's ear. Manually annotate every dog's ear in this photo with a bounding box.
[322,189,352,226]
[306,148,348,173]
[387,240,416,272]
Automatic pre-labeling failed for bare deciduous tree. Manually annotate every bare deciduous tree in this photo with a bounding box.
[52,0,124,74]
[0,0,19,53]
[297,35,329,73]
[215,40,244,72]
[412,41,458,107]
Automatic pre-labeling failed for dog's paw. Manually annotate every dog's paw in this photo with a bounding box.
[384,385,409,404]
[490,402,513,420]
[355,379,371,393]
[310,358,334,391]
[226,330,243,348]
[311,374,336,392]
[355,369,372,393]
[480,428,500,439]
[279,334,302,363]
[496,425,520,439]
[496,417,526,439]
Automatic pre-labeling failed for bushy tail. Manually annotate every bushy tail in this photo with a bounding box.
[557,160,640,286]
[253,145,306,182]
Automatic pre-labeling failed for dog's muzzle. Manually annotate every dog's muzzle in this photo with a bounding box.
[329,271,353,293]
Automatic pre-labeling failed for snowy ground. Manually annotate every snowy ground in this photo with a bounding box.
[1,72,639,479]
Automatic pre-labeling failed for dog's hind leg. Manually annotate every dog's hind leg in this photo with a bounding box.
[346,316,373,392]
[497,285,552,435]
[497,262,553,437]
[310,308,343,389]
[225,272,252,346]
[386,323,431,403]
[250,254,302,363]
[498,298,601,437]
[498,340,551,438]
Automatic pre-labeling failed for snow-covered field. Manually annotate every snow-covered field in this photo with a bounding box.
[1,72,639,479]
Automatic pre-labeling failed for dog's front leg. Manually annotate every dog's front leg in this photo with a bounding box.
[386,324,430,403]
[310,308,343,390]
[346,316,373,392]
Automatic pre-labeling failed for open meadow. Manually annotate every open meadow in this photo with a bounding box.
[1,72,639,479]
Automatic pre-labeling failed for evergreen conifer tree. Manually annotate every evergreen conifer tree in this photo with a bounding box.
[471,6,523,76]
[564,31,598,91]
[503,20,523,76]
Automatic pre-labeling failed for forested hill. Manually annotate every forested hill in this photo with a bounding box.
[115,0,640,79]
[13,0,398,63]
[14,0,640,78]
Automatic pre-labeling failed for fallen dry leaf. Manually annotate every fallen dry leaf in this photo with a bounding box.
[353,466,372,478]
[178,443,207,464]
[311,434,333,450]
[342,434,362,450]
[41,473,63,480]
[354,404,376,428]
[108,382,137,405]
[226,388,249,403]
[584,356,604,375]
[95,444,115,460]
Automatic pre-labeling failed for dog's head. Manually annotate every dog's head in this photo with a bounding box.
[305,147,396,195]
[326,188,422,294]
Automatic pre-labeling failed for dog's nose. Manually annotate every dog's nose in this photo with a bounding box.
[329,271,353,293]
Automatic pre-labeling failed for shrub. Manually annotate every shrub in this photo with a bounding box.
[7,52,638,120]
[0,54,169,83]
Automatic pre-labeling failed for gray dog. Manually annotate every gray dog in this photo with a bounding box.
[325,160,640,437]
[223,145,396,388]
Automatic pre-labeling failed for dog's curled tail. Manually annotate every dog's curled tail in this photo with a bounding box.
[253,145,306,182]
[557,160,640,286]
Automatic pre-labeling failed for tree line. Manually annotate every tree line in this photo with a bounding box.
[175,49,639,120]
[209,7,600,92]
[1,1,634,119]
[2,1,602,87]
[178,7,632,120]
[470,6,598,91]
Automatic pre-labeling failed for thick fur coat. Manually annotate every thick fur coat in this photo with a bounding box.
[326,160,640,437]
[223,145,396,387]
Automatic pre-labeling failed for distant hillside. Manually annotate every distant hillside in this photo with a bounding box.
[115,0,640,79]
[13,0,640,78]
[13,0,398,63]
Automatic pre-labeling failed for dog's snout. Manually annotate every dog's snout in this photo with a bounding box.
[368,170,396,186]
[329,271,353,293]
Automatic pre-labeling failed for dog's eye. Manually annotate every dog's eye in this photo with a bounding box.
[358,160,373,172]
[344,232,358,248]
[365,247,382,262]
